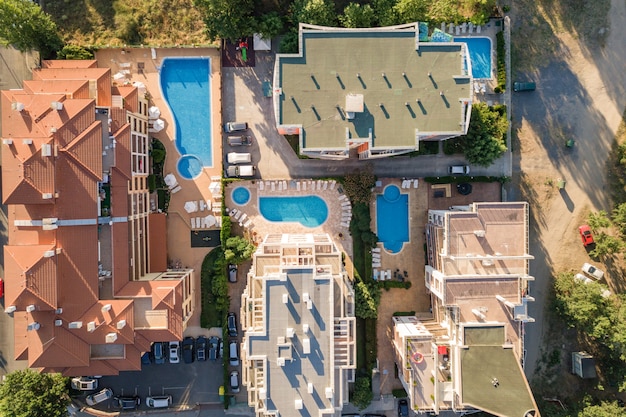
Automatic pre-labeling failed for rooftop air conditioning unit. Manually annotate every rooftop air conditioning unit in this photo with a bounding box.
[325,387,333,399]
[117,320,126,329]
[105,333,118,343]
[22,139,32,145]
[41,144,52,156]
[26,305,36,312]
[50,101,63,111]
[11,102,25,111]
[27,322,41,331]
[474,230,486,238]
[282,294,288,304]
[2,139,13,145]
[101,304,112,313]
[42,218,58,225]
[55,308,63,314]
[42,193,53,199]
[54,320,63,327]
[5,306,17,314]
[87,321,96,332]
[43,224,58,230]
[68,321,83,329]
[43,250,55,258]
[50,127,57,133]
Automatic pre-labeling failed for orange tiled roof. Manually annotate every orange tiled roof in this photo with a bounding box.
[42,60,98,69]
[23,79,90,98]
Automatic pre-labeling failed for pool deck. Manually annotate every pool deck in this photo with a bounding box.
[223,180,354,261]
[96,47,223,333]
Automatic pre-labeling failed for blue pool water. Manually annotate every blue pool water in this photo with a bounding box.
[160,58,212,179]
[376,185,409,253]
[454,37,492,79]
[260,196,328,228]
[232,187,251,205]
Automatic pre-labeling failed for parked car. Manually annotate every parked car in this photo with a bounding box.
[448,165,470,175]
[146,395,172,408]
[0,277,4,298]
[224,121,248,133]
[397,399,409,417]
[513,81,536,92]
[114,396,140,410]
[196,336,207,361]
[141,351,153,365]
[229,340,239,366]
[228,135,253,146]
[574,273,594,284]
[152,342,166,364]
[578,224,594,247]
[227,312,238,337]
[227,152,252,165]
[230,371,240,393]
[226,165,255,178]
[71,377,98,391]
[582,263,604,280]
[208,336,219,361]
[86,388,113,406]
[228,264,237,283]
[182,337,195,364]
[169,341,180,364]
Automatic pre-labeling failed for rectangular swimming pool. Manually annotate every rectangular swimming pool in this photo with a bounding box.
[160,57,213,179]
[454,37,492,79]
[376,185,409,253]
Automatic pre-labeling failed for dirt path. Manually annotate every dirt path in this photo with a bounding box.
[509,0,626,377]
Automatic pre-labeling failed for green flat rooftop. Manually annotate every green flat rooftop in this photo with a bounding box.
[278,28,470,151]
[460,327,538,417]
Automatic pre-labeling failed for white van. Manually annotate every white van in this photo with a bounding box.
[229,340,239,366]
[146,395,172,408]
[227,152,252,165]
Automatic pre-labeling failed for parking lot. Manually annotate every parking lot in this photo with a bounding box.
[84,344,224,411]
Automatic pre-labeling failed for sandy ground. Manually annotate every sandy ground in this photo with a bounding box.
[507,0,626,385]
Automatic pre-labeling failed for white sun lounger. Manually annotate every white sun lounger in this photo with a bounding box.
[259,181,264,191]
[283,180,288,190]
[191,218,197,229]
[302,181,307,191]
[341,221,350,228]
[414,179,419,188]
[243,219,252,228]
[341,201,351,207]
[297,181,301,191]
[271,182,276,192]
[330,180,336,190]
[171,185,181,194]
[199,200,206,211]
[278,181,283,191]
[441,22,446,32]
[216,216,222,227]
[338,194,347,201]
[239,213,248,225]
[323,181,328,190]
[480,83,486,94]
[449,23,454,33]
[207,200,212,211]
[234,211,243,221]
[476,25,481,33]
[373,269,379,281]
[461,22,467,33]
[372,262,381,268]
[372,247,381,253]
[386,269,392,278]
[229,208,238,217]
[455,26,460,35]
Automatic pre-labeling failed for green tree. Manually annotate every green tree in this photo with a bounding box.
[462,102,508,166]
[0,0,62,58]
[612,203,626,238]
[393,0,429,24]
[57,45,94,60]
[343,168,376,204]
[224,236,256,264]
[588,210,611,232]
[340,3,375,28]
[0,369,69,417]
[351,376,373,409]
[578,401,626,417]
[427,0,461,23]
[279,30,299,53]
[589,233,623,260]
[256,12,284,39]
[290,0,337,27]
[372,0,400,26]
[194,0,254,41]
[354,270,380,319]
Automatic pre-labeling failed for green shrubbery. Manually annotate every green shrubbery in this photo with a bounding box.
[495,31,506,93]
[351,376,373,409]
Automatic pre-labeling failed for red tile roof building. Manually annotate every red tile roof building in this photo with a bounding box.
[2,60,194,376]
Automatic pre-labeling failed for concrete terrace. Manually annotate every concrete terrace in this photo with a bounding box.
[277,24,471,154]
[95,47,223,333]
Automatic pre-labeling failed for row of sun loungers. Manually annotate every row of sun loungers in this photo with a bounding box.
[228,209,254,230]
[259,179,337,192]
[401,179,419,189]
[373,269,393,281]
[474,82,487,94]
[442,22,482,35]
[191,215,222,229]
[164,173,182,194]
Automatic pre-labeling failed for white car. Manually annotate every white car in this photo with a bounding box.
[574,273,593,285]
[582,263,604,280]
[71,377,98,391]
[169,341,180,364]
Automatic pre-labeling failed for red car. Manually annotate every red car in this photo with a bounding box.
[579,225,594,247]
[0,277,3,298]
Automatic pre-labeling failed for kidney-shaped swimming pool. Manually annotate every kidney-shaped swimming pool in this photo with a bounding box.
[259,196,328,228]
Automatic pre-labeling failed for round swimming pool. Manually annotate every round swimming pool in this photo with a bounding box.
[177,155,203,179]
[383,184,401,202]
[232,187,251,205]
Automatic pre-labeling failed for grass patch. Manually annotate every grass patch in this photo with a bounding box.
[200,247,226,328]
